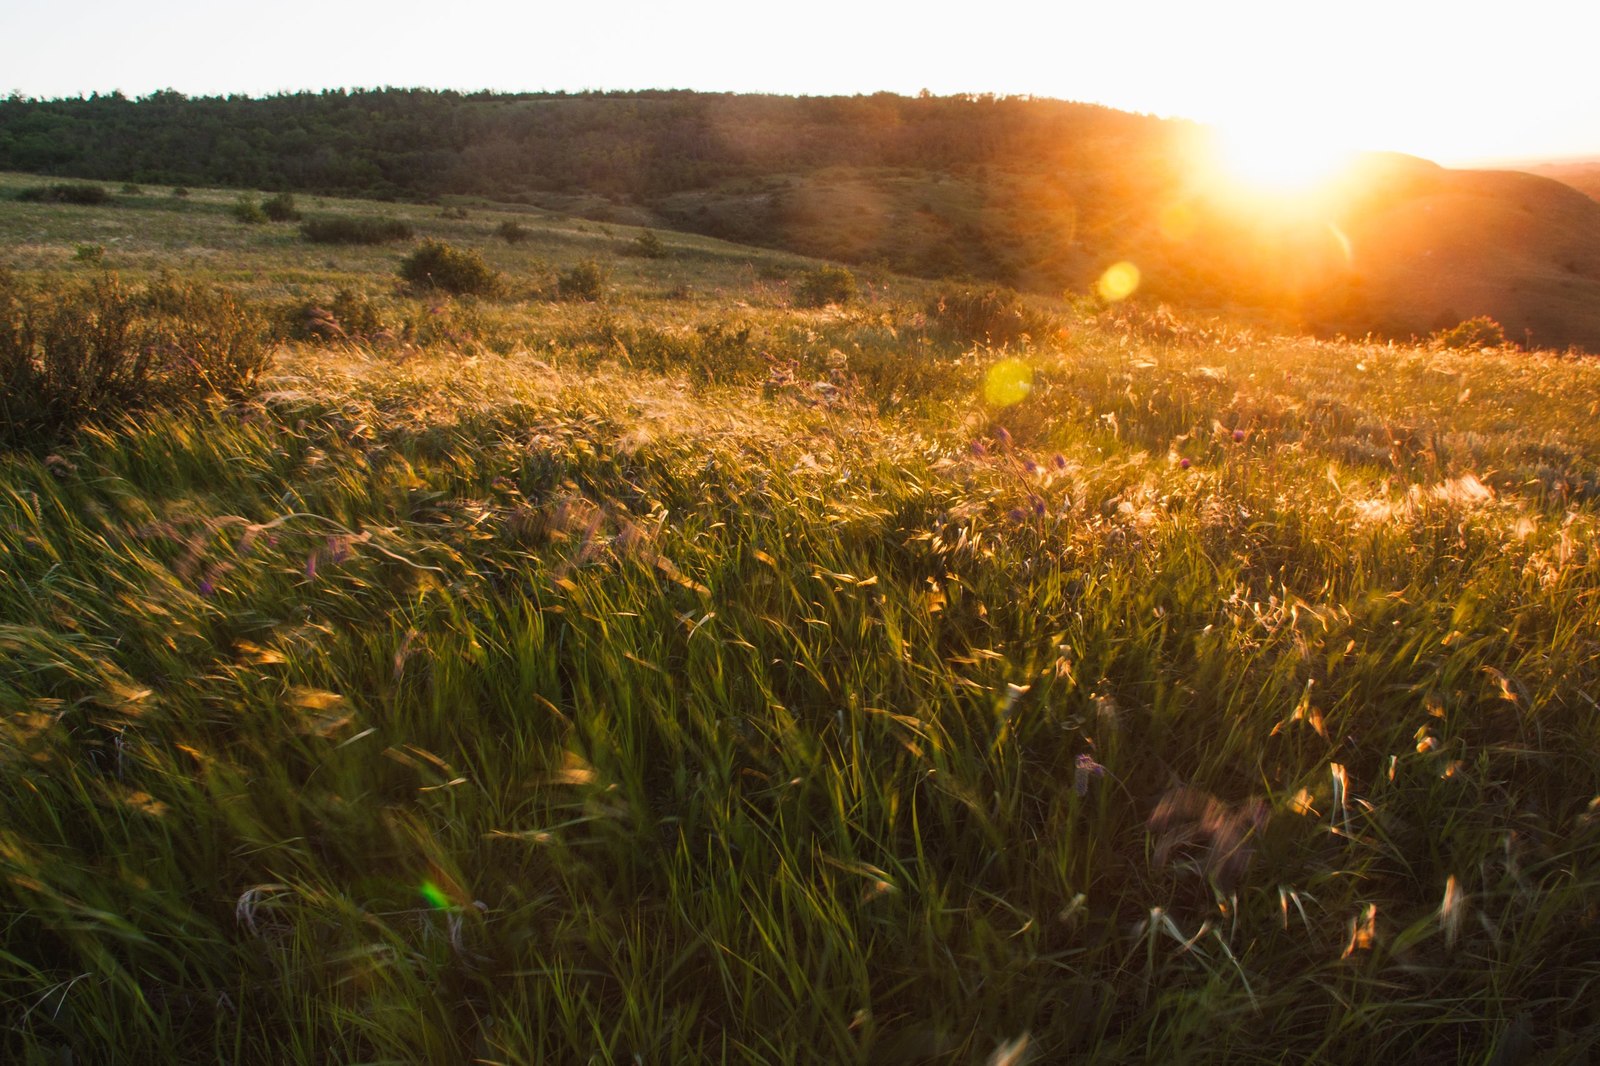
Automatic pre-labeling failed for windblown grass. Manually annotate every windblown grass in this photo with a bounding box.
[1,181,1598,1065]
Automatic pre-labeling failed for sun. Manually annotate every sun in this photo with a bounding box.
[1200,120,1358,203]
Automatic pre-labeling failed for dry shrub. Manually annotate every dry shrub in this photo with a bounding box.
[0,270,268,447]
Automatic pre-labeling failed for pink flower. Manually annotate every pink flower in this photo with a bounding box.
[1074,753,1107,796]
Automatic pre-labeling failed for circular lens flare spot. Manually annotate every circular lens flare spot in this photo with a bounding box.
[984,358,1033,407]
[419,880,452,910]
[1097,261,1141,303]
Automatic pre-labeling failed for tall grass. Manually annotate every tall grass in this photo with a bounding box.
[1,185,1598,1064]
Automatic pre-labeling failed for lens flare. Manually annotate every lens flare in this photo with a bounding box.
[1328,222,1353,264]
[984,358,1033,407]
[419,880,452,910]
[1096,261,1140,302]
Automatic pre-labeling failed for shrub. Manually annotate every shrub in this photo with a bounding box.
[440,205,470,220]
[796,264,857,307]
[494,220,529,244]
[556,259,609,302]
[927,285,1052,346]
[398,240,500,296]
[73,244,105,263]
[16,183,112,205]
[300,216,414,245]
[119,183,143,196]
[279,289,388,344]
[171,186,190,198]
[232,197,268,225]
[262,192,301,222]
[1432,315,1507,349]
[0,270,268,447]
[627,230,669,259]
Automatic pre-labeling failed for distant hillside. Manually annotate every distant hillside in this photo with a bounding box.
[1516,160,1600,203]
[4,89,1600,351]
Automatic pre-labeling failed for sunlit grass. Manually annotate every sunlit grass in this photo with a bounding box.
[2,181,1599,1064]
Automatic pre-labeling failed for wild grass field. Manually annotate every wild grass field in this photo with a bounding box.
[2,174,1599,1064]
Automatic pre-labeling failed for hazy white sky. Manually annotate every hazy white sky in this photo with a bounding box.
[2,0,1596,164]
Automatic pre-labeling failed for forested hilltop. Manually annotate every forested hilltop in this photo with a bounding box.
[7,88,1600,350]
[0,88,1162,202]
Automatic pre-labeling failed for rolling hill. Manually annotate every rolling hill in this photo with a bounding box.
[4,89,1600,350]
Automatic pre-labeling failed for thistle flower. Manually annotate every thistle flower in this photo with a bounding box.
[1180,457,1192,470]
[994,426,1012,447]
[970,440,988,458]
[198,577,216,598]
[1075,753,1106,796]
[1232,429,1246,443]
[1052,453,1068,470]
[1023,459,1040,475]
[1007,507,1027,523]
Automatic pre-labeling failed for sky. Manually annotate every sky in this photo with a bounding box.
[3,0,1597,166]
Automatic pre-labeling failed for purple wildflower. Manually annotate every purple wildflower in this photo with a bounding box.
[198,577,216,598]
[994,426,1012,448]
[1031,496,1047,517]
[1074,753,1107,796]
[1023,459,1040,475]
[1232,429,1246,443]
[1180,457,1191,470]
[1007,507,1027,523]
[970,440,988,458]
[1052,453,1068,471]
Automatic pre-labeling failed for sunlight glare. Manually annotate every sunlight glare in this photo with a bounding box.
[1203,120,1358,201]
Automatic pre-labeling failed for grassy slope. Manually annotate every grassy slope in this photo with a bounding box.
[2,179,1599,1064]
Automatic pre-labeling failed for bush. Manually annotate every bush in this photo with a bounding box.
[627,230,669,259]
[119,183,143,196]
[171,186,190,198]
[440,205,470,220]
[494,220,529,244]
[73,244,105,263]
[398,240,500,296]
[927,285,1052,346]
[300,216,414,245]
[556,259,610,302]
[795,264,857,307]
[262,192,301,222]
[1432,315,1507,349]
[232,196,268,224]
[279,289,388,344]
[0,270,268,447]
[15,183,112,205]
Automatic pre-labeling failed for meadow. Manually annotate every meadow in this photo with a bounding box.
[2,174,1598,1064]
